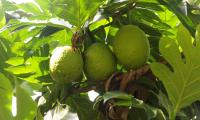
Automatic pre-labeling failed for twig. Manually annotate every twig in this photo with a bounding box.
[105,72,120,91]
[71,31,81,50]
[105,60,167,92]
[63,60,167,101]
[119,64,150,91]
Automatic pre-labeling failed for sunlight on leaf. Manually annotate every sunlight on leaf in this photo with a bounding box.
[0,0,5,28]
[15,85,37,120]
[5,57,49,83]
[151,25,200,119]
[103,91,132,103]
[0,73,14,120]
[51,0,104,28]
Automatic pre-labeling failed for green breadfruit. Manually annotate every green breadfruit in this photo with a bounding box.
[49,46,83,83]
[113,25,150,69]
[84,43,116,81]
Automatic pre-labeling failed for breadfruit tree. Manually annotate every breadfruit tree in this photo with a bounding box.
[0,0,200,120]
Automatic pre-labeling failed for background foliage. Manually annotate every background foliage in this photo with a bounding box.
[0,0,200,120]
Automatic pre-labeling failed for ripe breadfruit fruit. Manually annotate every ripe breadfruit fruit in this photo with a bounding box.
[49,46,83,83]
[84,43,116,80]
[112,25,150,69]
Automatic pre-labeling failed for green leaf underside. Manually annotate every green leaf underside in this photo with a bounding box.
[0,74,39,120]
[151,25,200,119]
[0,73,13,120]
[102,91,157,119]
[103,91,132,103]
[0,0,5,28]
[51,0,103,28]
[66,94,100,120]
[16,85,37,120]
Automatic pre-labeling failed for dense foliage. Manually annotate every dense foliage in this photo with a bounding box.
[0,0,200,120]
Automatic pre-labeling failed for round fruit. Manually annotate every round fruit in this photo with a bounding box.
[49,46,83,83]
[84,43,116,80]
[112,25,150,69]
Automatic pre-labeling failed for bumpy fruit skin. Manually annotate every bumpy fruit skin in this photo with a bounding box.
[113,25,150,69]
[49,46,83,83]
[84,43,116,80]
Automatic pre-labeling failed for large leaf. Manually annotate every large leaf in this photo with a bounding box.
[5,57,49,83]
[15,85,37,120]
[102,91,132,105]
[0,38,10,64]
[66,94,101,120]
[151,25,200,119]
[0,0,5,28]
[0,74,40,120]
[51,0,104,28]
[101,91,157,119]
[16,2,43,15]
[0,73,14,120]
[34,0,51,16]
[157,0,196,36]
[1,18,70,33]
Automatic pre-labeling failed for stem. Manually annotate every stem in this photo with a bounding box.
[170,111,177,120]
